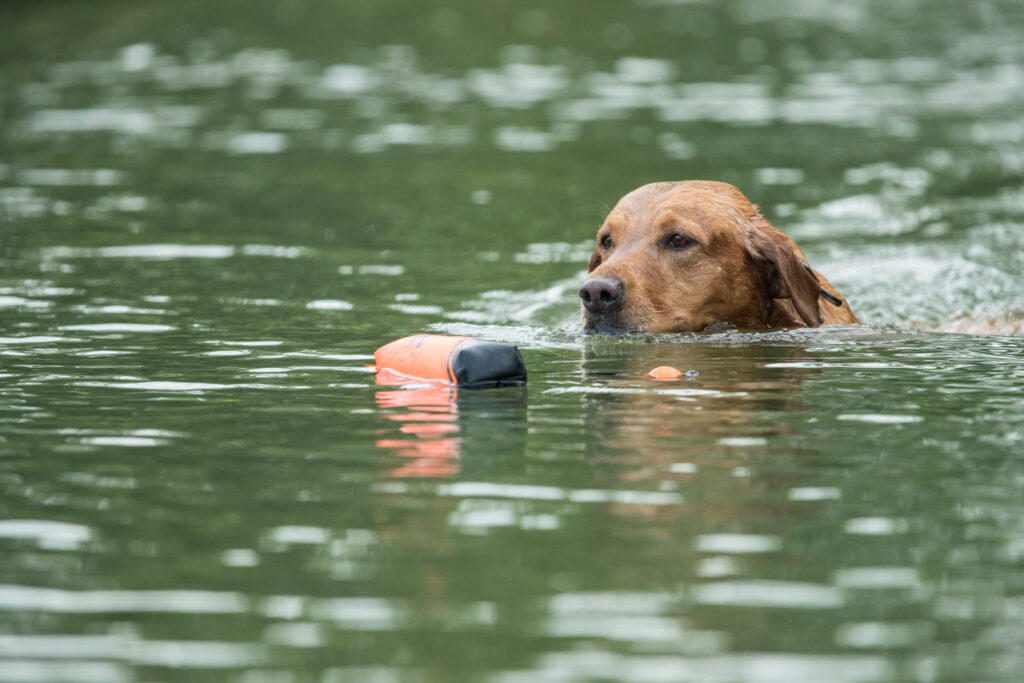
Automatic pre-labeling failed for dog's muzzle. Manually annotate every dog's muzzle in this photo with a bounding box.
[579,276,629,332]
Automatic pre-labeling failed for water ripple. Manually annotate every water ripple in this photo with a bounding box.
[0,586,248,614]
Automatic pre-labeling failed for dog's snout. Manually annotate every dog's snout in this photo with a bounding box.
[579,276,624,314]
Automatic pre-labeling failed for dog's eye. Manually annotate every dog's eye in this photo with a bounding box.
[666,233,695,250]
[600,234,613,250]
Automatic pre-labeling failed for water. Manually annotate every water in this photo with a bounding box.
[2,1,1024,681]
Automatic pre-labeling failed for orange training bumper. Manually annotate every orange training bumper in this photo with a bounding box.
[374,334,527,388]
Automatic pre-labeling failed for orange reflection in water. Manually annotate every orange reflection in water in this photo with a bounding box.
[375,373,461,478]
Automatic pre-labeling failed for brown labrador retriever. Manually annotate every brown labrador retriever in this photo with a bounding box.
[580,180,859,333]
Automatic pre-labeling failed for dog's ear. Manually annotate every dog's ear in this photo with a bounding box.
[587,249,602,273]
[748,210,822,327]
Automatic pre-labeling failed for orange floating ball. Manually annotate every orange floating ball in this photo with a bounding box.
[647,365,683,380]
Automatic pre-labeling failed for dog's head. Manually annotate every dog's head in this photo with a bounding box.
[580,181,823,333]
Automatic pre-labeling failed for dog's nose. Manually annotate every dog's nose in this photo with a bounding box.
[579,276,624,314]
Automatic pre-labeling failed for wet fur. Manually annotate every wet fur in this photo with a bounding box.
[583,181,859,333]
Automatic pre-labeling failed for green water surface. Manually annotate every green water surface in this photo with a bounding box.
[2,1,1023,681]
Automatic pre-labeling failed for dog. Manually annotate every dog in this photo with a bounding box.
[579,181,859,333]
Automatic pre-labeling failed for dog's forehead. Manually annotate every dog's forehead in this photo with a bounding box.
[607,182,748,235]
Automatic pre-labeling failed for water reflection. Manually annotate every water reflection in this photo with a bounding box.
[375,377,528,479]
[375,380,461,478]
[575,337,823,471]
